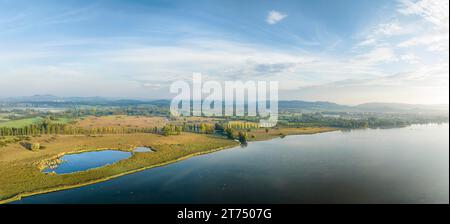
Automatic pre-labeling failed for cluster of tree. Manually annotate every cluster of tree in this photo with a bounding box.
[0,121,222,138]
[0,124,164,136]
[161,125,182,136]
[62,106,169,118]
[221,127,249,144]
[0,123,67,136]
[365,116,448,127]
[182,123,215,134]
[280,112,449,128]
[237,131,249,144]
[226,121,259,130]
[224,127,235,139]
[158,123,222,136]
[279,119,369,129]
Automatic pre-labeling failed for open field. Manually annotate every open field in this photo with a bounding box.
[0,113,11,122]
[0,117,43,128]
[0,117,73,128]
[73,115,224,130]
[171,116,224,124]
[74,115,169,129]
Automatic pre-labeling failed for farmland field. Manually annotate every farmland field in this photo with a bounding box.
[74,115,169,129]
[0,117,73,128]
[0,117,43,128]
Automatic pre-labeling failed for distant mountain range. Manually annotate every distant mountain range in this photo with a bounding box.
[355,103,449,113]
[0,95,448,114]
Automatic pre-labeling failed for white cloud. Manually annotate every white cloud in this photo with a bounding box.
[352,47,398,65]
[266,10,287,25]
[373,22,404,36]
[396,0,449,52]
[283,62,449,104]
[398,32,449,52]
[0,1,447,104]
[355,38,377,47]
[398,0,449,27]
[354,21,409,48]
[399,53,420,64]
[0,36,397,98]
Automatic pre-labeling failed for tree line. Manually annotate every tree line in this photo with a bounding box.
[0,121,221,137]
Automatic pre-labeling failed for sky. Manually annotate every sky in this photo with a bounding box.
[0,0,448,105]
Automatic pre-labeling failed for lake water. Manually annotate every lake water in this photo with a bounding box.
[43,150,132,174]
[43,147,154,174]
[15,124,449,203]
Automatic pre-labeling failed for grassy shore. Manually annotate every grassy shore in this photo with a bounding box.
[247,127,337,141]
[0,127,335,203]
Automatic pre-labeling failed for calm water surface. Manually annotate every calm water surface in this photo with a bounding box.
[16,124,449,203]
[44,150,132,174]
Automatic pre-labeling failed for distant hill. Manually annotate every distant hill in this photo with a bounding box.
[1,95,108,103]
[278,101,351,111]
[1,96,447,114]
[355,103,449,113]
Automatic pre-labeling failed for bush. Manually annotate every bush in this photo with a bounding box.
[31,143,40,151]
[238,132,248,144]
[23,142,41,151]
[224,128,235,139]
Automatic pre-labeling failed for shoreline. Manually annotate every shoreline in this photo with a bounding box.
[0,144,239,204]
[1,128,337,204]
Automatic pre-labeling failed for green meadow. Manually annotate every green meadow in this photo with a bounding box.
[0,117,73,128]
[0,117,43,128]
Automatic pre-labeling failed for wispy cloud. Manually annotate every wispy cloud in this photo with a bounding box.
[284,62,449,104]
[396,0,449,52]
[398,0,449,27]
[352,47,398,65]
[266,10,287,25]
[0,4,97,34]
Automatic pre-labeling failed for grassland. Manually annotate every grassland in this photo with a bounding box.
[0,133,239,203]
[74,115,169,129]
[0,115,336,204]
[73,115,225,131]
[0,113,10,122]
[0,117,73,128]
[0,117,43,128]
[248,127,337,141]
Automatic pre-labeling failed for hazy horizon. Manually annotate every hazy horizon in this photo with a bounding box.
[2,94,450,108]
[0,0,448,105]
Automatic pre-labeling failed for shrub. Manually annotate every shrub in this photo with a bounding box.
[31,143,40,151]
[238,132,248,144]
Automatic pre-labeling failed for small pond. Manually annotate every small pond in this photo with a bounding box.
[133,147,153,153]
[44,147,154,174]
[43,150,132,174]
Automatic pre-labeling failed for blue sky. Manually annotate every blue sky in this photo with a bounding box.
[0,0,448,104]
